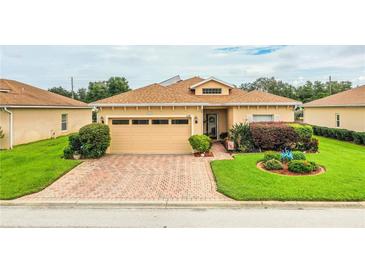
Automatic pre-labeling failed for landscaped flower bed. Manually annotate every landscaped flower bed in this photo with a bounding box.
[257,150,325,176]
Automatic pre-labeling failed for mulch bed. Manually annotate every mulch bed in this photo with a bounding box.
[193,152,214,157]
[257,161,325,176]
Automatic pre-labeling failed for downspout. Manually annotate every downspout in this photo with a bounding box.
[3,107,13,149]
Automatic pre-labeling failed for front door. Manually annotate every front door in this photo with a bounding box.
[206,114,217,139]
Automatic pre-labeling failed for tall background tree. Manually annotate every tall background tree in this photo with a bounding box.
[240,77,352,103]
[48,76,130,103]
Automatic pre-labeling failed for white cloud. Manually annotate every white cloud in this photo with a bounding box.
[1,45,364,90]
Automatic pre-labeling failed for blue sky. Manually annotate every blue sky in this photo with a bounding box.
[1,45,364,90]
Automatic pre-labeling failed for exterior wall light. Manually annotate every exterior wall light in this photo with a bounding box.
[194,117,198,124]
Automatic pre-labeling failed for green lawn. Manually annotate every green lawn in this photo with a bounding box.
[0,136,80,200]
[211,136,365,201]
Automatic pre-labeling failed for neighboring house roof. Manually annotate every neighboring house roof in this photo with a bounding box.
[92,76,301,106]
[159,75,182,86]
[0,79,89,108]
[303,85,365,107]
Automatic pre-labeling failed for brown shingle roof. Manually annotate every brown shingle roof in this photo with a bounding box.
[303,85,365,107]
[93,77,300,106]
[0,79,89,107]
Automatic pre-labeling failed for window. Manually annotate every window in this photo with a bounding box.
[61,114,68,131]
[336,114,340,127]
[152,119,169,125]
[252,115,274,122]
[202,88,222,94]
[171,119,189,125]
[132,119,149,125]
[112,119,129,125]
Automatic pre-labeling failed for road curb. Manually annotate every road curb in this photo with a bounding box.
[1,200,364,209]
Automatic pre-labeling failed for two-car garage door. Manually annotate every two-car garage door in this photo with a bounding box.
[109,117,192,154]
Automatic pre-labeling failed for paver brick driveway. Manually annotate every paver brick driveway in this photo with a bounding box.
[19,144,231,201]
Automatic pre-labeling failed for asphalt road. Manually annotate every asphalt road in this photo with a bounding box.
[1,206,364,227]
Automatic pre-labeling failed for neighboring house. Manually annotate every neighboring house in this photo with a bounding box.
[0,79,92,149]
[303,85,365,132]
[91,76,301,154]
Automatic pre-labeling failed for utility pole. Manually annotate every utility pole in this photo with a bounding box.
[329,75,332,94]
[71,77,74,99]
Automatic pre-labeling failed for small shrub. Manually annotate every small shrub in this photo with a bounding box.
[288,160,317,173]
[63,146,74,159]
[263,151,281,162]
[361,133,365,144]
[68,133,82,152]
[79,123,111,158]
[188,134,212,153]
[264,159,283,170]
[292,151,306,160]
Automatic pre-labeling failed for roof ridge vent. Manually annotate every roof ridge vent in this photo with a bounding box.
[159,75,182,86]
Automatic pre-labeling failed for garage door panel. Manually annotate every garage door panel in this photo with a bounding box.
[109,118,192,154]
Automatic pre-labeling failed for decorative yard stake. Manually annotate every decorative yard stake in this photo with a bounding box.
[281,148,293,162]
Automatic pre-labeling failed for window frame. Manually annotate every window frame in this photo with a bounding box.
[132,119,150,125]
[335,113,340,127]
[252,114,274,122]
[171,119,189,125]
[112,119,130,125]
[151,119,169,125]
[202,88,222,94]
[61,113,68,131]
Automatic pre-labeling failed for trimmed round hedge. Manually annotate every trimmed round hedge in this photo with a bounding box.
[263,151,281,162]
[264,159,283,170]
[79,123,111,158]
[292,151,306,160]
[188,134,212,153]
[288,160,318,174]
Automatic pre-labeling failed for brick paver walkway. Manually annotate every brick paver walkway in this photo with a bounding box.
[18,143,232,201]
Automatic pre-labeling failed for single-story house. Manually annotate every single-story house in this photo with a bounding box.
[91,76,301,154]
[303,85,365,132]
[0,79,92,149]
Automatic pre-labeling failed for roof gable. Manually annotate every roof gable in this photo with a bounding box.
[189,77,235,89]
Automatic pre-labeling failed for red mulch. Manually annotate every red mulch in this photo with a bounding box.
[193,152,214,157]
[257,161,325,176]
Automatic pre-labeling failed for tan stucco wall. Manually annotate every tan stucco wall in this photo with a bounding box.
[228,106,295,127]
[203,108,228,137]
[0,108,92,148]
[98,106,204,135]
[0,109,10,149]
[194,80,230,95]
[304,107,365,132]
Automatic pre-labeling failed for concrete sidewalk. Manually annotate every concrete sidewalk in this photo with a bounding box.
[1,206,364,227]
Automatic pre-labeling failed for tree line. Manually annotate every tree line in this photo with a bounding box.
[48,76,353,104]
[48,76,130,103]
[240,77,352,103]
